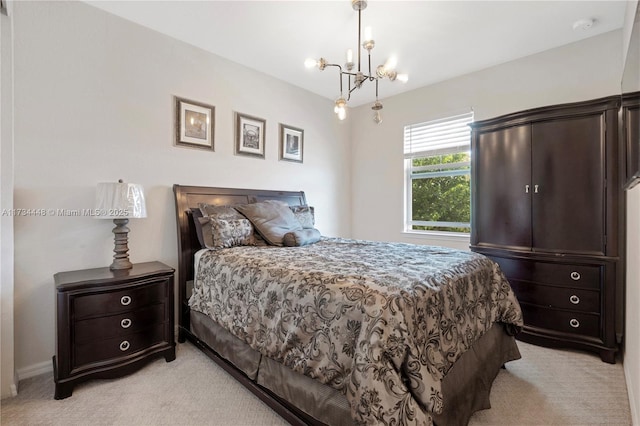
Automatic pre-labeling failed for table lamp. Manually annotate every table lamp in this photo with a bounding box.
[95,180,147,270]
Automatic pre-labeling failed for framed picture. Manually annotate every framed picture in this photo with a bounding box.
[175,96,215,151]
[235,113,266,158]
[279,124,304,163]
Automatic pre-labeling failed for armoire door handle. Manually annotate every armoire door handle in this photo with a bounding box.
[525,185,530,193]
[534,184,539,193]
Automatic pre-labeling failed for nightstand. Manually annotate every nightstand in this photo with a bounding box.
[53,261,175,399]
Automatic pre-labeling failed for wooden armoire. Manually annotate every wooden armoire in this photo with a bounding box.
[470,95,625,363]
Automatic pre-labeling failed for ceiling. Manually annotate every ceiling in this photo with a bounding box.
[86,1,627,107]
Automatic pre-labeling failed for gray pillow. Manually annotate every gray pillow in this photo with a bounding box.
[283,228,322,247]
[190,208,207,248]
[197,216,215,248]
[290,205,315,229]
[235,201,302,246]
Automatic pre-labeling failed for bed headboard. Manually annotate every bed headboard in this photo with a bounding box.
[173,185,307,334]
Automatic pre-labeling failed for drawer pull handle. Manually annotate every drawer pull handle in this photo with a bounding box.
[119,340,130,351]
[120,318,132,329]
[569,295,580,304]
[570,272,581,281]
[569,319,580,328]
[120,296,132,306]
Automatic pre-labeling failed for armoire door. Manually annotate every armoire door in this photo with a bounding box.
[531,114,605,255]
[474,124,532,250]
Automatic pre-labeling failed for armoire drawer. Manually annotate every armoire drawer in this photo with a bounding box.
[491,257,601,290]
[509,280,599,313]
[74,303,166,344]
[520,304,600,339]
[73,279,168,320]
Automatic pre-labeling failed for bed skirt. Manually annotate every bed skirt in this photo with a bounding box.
[190,310,521,426]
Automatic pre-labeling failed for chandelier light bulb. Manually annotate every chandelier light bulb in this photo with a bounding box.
[345,49,354,70]
[364,26,373,42]
[334,97,347,120]
[371,101,383,124]
[396,73,409,83]
[304,58,318,69]
[384,56,397,72]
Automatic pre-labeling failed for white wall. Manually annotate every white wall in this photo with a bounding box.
[350,30,622,249]
[0,0,17,399]
[11,1,351,374]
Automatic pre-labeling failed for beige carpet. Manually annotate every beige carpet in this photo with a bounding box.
[1,340,631,426]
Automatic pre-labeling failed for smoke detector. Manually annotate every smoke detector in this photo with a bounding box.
[573,18,595,31]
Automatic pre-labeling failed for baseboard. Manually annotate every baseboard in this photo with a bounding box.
[625,362,639,426]
[16,359,52,381]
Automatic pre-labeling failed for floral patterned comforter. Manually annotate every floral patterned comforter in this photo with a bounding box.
[190,237,523,425]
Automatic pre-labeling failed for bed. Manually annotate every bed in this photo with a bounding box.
[173,185,523,426]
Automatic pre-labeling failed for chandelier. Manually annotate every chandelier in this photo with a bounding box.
[305,0,408,124]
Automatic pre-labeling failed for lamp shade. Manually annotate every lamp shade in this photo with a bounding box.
[95,181,147,219]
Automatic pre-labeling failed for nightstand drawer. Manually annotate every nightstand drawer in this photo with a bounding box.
[73,279,168,320]
[521,304,600,338]
[75,304,166,343]
[74,324,166,367]
[509,280,599,313]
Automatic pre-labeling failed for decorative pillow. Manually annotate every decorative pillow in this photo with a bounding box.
[210,218,255,248]
[197,216,215,248]
[289,205,315,229]
[283,228,322,247]
[198,204,244,220]
[190,208,207,248]
[235,201,302,246]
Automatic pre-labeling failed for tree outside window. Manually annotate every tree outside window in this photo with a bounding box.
[404,113,473,234]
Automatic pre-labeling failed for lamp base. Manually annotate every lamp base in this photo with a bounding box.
[110,218,133,270]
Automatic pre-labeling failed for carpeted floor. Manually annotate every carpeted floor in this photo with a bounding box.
[1,340,632,425]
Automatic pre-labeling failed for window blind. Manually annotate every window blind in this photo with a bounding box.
[403,112,474,158]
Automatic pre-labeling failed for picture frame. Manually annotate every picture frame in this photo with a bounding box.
[175,96,215,151]
[235,112,266,158]
[279,124,304,163]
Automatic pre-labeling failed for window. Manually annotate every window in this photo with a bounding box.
[404,112,474,233]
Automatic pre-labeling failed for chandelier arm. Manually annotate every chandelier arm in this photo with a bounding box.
[348,85,360,97]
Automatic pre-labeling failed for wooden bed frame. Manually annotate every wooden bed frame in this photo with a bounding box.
[173,184,521,426]
[173,184,319,425]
